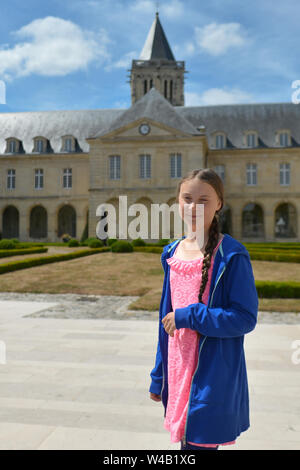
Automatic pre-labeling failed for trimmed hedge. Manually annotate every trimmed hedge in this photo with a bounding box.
[0,247,48,258]
[255,280,300,298]
[133,246,164,254]
[0,246,111,274]
[248,251,300,263]
[111,241,133,252]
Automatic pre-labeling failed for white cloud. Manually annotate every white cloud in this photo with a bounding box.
[185,87,254,106]
[130,0,156,15]
[195,22,247,56]
[0,16,111,80]
[161,0,184,19]
[130,0,184,19]
[104,51,137,71]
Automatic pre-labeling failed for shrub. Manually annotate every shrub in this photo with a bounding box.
[131,237,146,246]
[0,239,16,250]
[110,240,133,252]
[157,239,170,246]
[88,239,104,248]
[68,238,79,247]
[107,238,118,246]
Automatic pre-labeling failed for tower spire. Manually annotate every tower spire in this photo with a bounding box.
[139,9,175,61]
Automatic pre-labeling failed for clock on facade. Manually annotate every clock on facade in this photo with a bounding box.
[139,123,151,135]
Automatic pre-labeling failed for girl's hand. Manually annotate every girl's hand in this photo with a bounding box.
[150,392,161,402]
[162,311,176,337]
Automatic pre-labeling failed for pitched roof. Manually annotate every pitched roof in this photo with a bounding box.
[0,109,124,154]
[177,102,300,148]
[91,87,201,138]
[1,100,300,152]
[139,12,175,61]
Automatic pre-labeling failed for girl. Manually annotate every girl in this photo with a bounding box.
[149,168,258,451]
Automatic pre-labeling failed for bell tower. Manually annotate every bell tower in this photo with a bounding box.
[129,12,186,106]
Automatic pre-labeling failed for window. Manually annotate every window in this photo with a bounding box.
[246,163,257,185]
[279,163,290,185]
[35,169,44,189]
[63,168,72,188]
[164,80,168,99]
[6,139,18,154]
[33,138,45,153]
[215,134,225,149]
[109,155,121,179]
[64,138,73,152]
[140,154,151,178]
[7,169,16,189]
[170,80,173,101]
[170,153,182,178]
[279,132,289,147]
[61,136,75,152]
[144,80,147,94]
[9,140,16,153]
[214,165,225,182]
[246,133,257,148]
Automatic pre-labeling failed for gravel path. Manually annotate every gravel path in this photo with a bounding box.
[0,292,298,324]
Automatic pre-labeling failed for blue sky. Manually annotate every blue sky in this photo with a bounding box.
[0,0,299,112]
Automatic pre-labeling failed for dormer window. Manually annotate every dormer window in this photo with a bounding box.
[5,138,22,154]
[62,135,75,152]
[276,130,291,147]
[213,132,226,149]
[33,137,48,153]
[244,131,258,148]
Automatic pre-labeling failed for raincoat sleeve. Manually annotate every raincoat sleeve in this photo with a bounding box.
[149,247,168,395]
[149,339,163,395]
[174,253,258,338]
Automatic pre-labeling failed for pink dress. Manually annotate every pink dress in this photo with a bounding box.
[164,235,235,448]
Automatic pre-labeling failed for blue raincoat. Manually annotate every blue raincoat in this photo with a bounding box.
[149,233,258,445]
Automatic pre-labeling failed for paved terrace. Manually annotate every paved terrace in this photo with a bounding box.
[0,292,299,450]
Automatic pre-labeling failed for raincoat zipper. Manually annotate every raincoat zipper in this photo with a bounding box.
[181,262,227,447]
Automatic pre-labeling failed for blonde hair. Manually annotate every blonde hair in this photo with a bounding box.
[176,168,224,303]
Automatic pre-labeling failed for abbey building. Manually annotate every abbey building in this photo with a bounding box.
[0,13,299,243]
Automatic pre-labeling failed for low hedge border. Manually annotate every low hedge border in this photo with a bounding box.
[255,280,300,298]
[0,246,111,274]
[0,247,48,258]
[134,245,300,262]
[247,251,300,263]
[133,246,164,254]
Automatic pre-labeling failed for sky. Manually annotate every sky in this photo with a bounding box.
[0,0,299,112]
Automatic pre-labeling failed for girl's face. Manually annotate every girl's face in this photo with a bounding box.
[178,179,222,234]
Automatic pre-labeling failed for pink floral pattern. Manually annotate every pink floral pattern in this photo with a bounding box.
[164,235,235,447]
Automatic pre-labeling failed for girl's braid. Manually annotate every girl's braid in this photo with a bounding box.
[198,213,220,304]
